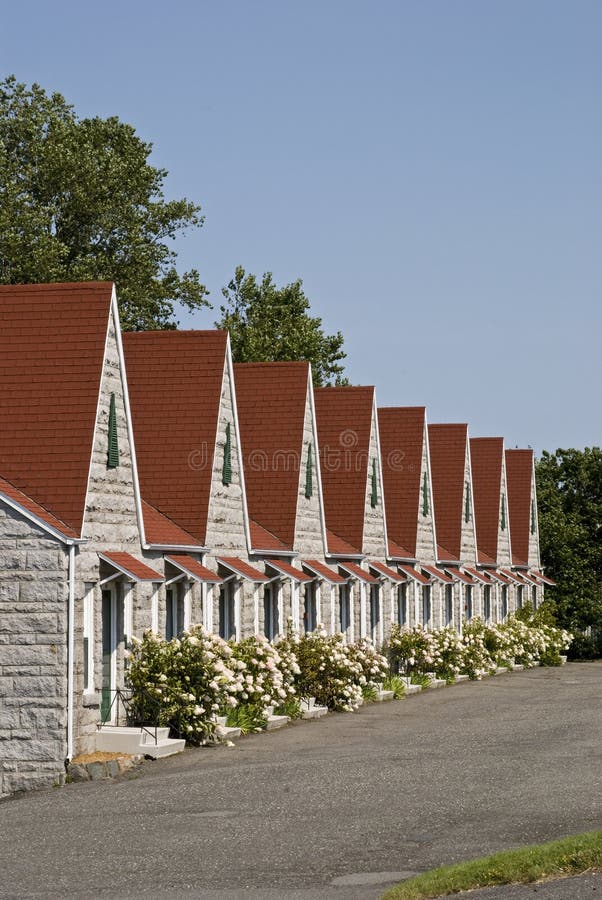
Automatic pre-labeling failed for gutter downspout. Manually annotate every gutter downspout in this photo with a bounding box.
[67,543,76,762]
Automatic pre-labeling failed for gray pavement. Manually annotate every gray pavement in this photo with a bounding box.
[0,661,601,900]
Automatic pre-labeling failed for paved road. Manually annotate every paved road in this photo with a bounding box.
[1,662,601,900]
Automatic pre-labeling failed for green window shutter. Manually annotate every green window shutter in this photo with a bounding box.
[422,470,429,517]
[304,443,313,499]
[531,498,536,534]
[500,494,506,531]
[370,458,378,508]
[107,393,119,468]
[222,422,232,486]
[464,480,471,523]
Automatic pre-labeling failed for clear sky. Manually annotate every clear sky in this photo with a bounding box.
[2,1,600,454]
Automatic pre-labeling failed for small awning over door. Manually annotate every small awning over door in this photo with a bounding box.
[166,555,223,583]
[216,557,269,583]
[98,551,164,582]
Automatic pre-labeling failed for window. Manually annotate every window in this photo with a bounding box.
[517,585,523,609]
[370,459,378,508]
[304,443,313,499]
[483,585,491,621]
[219,583,236,640]
[370,584,380,636]
[107,393,119,468]
[445,584,453,625]
[532,584,538,610]
[464,584,473,620]
[422,471,429,517]
[501,585,508,620]
[263,584,279,640]
[339,583,350,633]
[422,585,431,626]
[222,422,232,486]
[303,581,317,633]
[166,586,184,640]
[397,583,408,625]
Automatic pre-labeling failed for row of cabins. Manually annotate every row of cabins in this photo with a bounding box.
[0,283,553,796]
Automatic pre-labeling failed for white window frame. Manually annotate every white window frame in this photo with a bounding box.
[83,585,94,695]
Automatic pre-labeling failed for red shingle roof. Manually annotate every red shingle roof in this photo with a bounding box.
[314,386,375,553]
[123,331,228,544]
[165,555,223,583]
[470,438,504,567]
[0,475,79,540]
[141,500,202,548]
[249,519,292,553]
[0,282,113,536]
[338,561,379,584]
[444,566,475,585]
[302,559,348,584]
[532,569,555,586]
[378,407,426,558]
[464,566,495,584]
[326,528,362,557]
[505,449,534,567]
[266,559,312,582]
[217,556,269,582]
[399,565,430,585]
[369,560,405,582]
[421,564,453,584]
[428,424,470,562]
[235,362,310,549]
[99,551,164,582]
[388,539,415,560]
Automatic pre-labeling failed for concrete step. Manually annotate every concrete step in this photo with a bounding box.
[560,655,568,665]
[96,726,185,758]
[216,724,241,740]
[404,684,422,695]
[375,690,395,702]
[494,666,510,675]
[301,705,328,719]
[511,664,525,671]
[454,674,470,682]
[266,714,290,731]
[426,678,446,689]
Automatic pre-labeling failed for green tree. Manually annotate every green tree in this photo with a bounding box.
[0,75,208,329]
[536,447,602,632]
[216,265,347,386]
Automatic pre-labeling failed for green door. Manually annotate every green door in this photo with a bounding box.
[101,590,114,721]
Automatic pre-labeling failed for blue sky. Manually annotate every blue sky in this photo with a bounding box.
[2,1,600,453]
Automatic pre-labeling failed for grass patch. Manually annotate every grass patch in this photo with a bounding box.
[383,673,406,699]
[381,830,602,900]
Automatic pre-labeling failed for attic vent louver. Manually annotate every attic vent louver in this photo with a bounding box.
[107,393,119,468]
[370,458,378,508]
[422,470,429,517]
[222,422,232,486]
[305,443,313,499]
[531,498,536,534]
[464,480,471,523]
[500,494,506,531]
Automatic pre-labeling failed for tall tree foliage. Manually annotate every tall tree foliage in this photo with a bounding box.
[0,76,208,329]
[536,447,602,631]
[217,265,347,386]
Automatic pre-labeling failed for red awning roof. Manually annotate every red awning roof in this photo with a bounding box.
[302,560,347,584]
[369,560,405,582]
[165,555,223,583]
[464,566,495,585]
[338,561,379,584]
[217,557,269,583]
[399,565,430,585]
[99,552,164,582]
[531,570,556,586]
[500,568,530,585]
[488,570,512,585]
[444,566,475,585]
[421,565,453,584]
[266,559,312,583]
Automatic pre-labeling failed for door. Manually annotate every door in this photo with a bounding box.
[370,584,380,639]
[101,588,116,721]
[422,585,431,626]
[304,582,317,633]
[445,584,453,625]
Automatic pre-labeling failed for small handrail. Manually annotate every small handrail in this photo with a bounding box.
[98,687,161,746]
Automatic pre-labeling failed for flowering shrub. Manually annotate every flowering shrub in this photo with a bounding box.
[228,635,297,709]
[278,627,364,712]
[127,627,244,744]
[346,638,389,688]
[460,620,499,678]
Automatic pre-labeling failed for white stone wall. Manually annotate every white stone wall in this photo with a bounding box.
[293,378,326,558]
[460,445,478,566]
[0,504,70,798]
[498,457,513,568]
[362,407,387,560]
[415,429,437,564]
[205,357,248,555]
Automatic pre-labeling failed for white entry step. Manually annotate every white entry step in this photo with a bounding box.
[215,724,242,740]
[375,690,395,702]
[266,714,290,731]
[301,705,328,719]
[404,684,422,695]
[96,725,185,759]
[426,678,446,689]
[454,674,470,683]
[494,666,510,675]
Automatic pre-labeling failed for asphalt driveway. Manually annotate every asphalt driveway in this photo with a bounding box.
[1,662,600,899]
